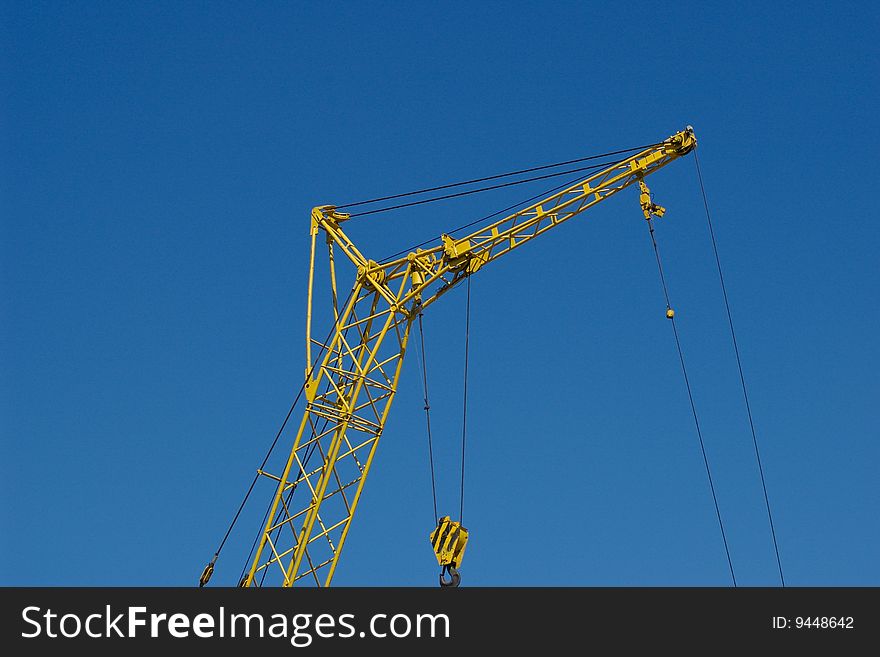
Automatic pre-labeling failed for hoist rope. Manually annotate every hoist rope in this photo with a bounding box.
[694,151,785,586]
[459,276,471,524]
[415,279,472,527]
[247,295,361,585]
[416,312,440,524]
[214,401,297,559]
[236,418,322,586]
[237,487,275,584]
[244,425,326,587]
[248,301,364,585]
[334,143,661,211]
[206,289,355,584]
[647,220,738,587]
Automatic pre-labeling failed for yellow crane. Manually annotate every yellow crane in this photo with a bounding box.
[205,126,697,588]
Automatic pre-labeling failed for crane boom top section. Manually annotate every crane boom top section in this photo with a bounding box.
[313,127,695,314]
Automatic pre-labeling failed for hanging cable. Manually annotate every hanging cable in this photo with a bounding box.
[238,340,343,585]
[416,312,439,524]
[459,276,471,524]
[694,151,785,586]
[240,291,358,585]
[239,435,323,586]
[646,219,738,587]
[237,485,275,585]
[347,158,635,218]
[253,366,345,586]
[201,380,306,587]
[379,170,597,264]
[203,289,355,586]
[335,143,661,210]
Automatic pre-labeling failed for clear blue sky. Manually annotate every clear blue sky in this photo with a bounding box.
[1,2,877,587]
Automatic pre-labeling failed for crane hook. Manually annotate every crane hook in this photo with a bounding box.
[429,516,468,587]
[439,564,461,588]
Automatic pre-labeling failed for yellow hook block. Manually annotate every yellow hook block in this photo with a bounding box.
[430,516,468,568]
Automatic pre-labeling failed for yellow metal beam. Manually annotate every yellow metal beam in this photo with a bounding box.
[244,127,696,586]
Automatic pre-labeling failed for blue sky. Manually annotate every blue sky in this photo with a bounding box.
[1,1,877,586]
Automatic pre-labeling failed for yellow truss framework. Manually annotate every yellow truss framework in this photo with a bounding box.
[243,127,697,587]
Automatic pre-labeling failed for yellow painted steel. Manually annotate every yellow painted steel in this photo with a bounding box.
[430,516,469,568]
[639,179,666,220]
[243,127,697,587]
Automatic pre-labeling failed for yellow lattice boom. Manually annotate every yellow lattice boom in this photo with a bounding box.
[243,127,697,586]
